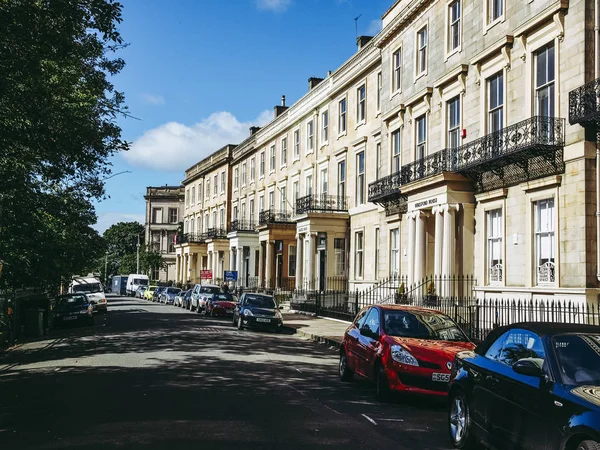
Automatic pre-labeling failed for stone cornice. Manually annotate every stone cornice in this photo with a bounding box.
[374,0,433,48]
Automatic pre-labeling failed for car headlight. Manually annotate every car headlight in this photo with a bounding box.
[79,309,89,315]
[390,345,419,366]
[243,309,253,317]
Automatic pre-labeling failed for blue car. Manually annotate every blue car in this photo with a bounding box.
[232,293,283,332]
[52,294,94,327]
[160,287,181,304]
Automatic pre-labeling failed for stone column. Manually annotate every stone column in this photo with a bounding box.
[305,234,314,289]
[415,211,426,284]
[184,254,189,283]
[237,247,244,287]
[230,249,235,272]
[407,213,416,287]
[296,235,303,288]
[258,243,264,288]
[175,255,180,284]
[265,240,273,289]
[248,247,257,285]
[443,205,457,296]
[434,206,444,278]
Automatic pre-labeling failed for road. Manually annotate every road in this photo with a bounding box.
[0,296,453,450]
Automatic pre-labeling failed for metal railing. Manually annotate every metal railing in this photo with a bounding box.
[401,149,451,185]
[258,209,295,225]
[175,233,206,245]
[295,194,348,215]
[229,220,256,233]
[569,76,600,125]
[368,170,403,204]
[205,228,228,239]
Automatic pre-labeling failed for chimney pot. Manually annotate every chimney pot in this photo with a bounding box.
[281,95,286,106]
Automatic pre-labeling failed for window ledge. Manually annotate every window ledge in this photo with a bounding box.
[484,16,506,35]
[355,121,366,130]
[337,131,347,140]
[320,141,329,148]
[414,71,427,83]
[445,47,461,62]
[520,175,562,193]
[280,164,287,170]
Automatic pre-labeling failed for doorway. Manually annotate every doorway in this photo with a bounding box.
[319,250,326,292]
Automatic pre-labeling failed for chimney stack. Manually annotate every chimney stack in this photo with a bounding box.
[274,94,289,118]
[308,77,324,91]
[282,95,286,106]
[249,126,260,136]
[356,35,373,50]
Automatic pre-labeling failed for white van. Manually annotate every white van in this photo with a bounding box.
[69,275,107,313]
[126,274,149,296]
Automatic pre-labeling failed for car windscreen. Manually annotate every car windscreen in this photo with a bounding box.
[213,294,234,301]
[56,295,87,307]
[166,288,180,294]
[553,334,600,385]
[382,310,469,342]
[72,283,102,293]
[245,295,276,309]
[200,286,220,294]
[134,278,148,286]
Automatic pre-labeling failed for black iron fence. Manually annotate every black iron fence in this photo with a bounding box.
[569,76,600,125]
[206,228,228,239]
[368,170,404,204]
[258,209,295,225]
[295,194,348,215]
[175,233,206,244]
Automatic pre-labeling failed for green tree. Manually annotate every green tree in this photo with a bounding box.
[0,0,128,290]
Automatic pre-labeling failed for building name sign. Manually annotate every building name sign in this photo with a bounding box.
[414,197,439,209]
[297,226,309,234]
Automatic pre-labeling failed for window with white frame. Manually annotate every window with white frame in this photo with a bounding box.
[320,168,328,196]
[234,167,239,189]
[390,228,399,277]
[338,160,346,201]
[169,208,178,223]
[293,180,299,206]
[448,1,461,52]
[535,43,555,118]
[447,96,460,149]
[487,209,503,284]
[305,174,313,196]
[198,182,202,203]
[197,216,202,233]
[376,143,381,179]
[259,151,265,178]
[374,228,380,279]
[268,191,274,211]
[185,189,189,206]
[393,48,402,92]
[307,120,314,152]
[259,195,264,213]
[288,245,296,276]
[280,186,287,211]
[213,174,217,196]
[270,145,275,172]
[377,72,382,111]
[249,199,255,224]
[220,171,225,194]
[488,0,503,23]
[334,238,346,276]
[242,162,247,186]
[204,213,208,231]
[281,137,287,166]
[191,187,195,205]
[417,26,428,75]
[250,157,256,182]
[357,84,366,123]
[392,129,401,172]
[294,130,300,159]
[356,151,365,205]
[534,199,555,284]
[184,220,188,233]
[416,115,427,160]
[219,209,224,229]
[355,232,364,278]
[152,208,162,224]
[206,179,210,198]
[488,72,504,133]
[190,218,194,236]
[241,202,246,222]
[233,205,238,222]
[339,98,347,134]
[322,111,328,142]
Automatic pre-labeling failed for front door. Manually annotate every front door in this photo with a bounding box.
[277,254,283,288]
[319,250,326,292]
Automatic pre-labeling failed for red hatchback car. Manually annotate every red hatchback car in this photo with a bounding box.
[205,293,237,317]
[339,304,476,401]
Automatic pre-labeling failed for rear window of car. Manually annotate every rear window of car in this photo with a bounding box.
[213,294,234,301]
[200,286,220,294]
[57,295,87,307]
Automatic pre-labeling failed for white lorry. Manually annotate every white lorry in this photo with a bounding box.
[69,275,108,313]
[126,274,149,297]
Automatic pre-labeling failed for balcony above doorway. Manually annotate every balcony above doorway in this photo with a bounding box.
[229,220,257,233]
[205,227,228,240]
[368,171,404,205]
[258,209,295,226]
[569,77,600,127]
[295,194,348,215]
[175,233,206,245]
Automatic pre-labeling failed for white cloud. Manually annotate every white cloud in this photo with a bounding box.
[141,93,166,105]
[124,109,273,172]
[94,212,145,234]
[256,0,292,12]
[366,19,382,36]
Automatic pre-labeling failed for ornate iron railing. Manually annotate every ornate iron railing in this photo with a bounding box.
[455,116,565,171]
[205,228,228,239]
[368,170,403,203]
[537,261,556,284]
[295,194,348,215]
[569,77,600,125]
[401,149,450,185]
[229,220,256,233]
[385,198,408,216]
[175,233,206,245]
[258,209,295,225]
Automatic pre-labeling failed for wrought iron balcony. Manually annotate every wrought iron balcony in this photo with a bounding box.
[368,171,403,205]
[456,116,565,192]
[175,233,206,245]
[401,149,451,185]
[295,194,348,215]
[569,77,600,126]
[205,227,228,239]
[229,220,256,233]
[258,209,295,226]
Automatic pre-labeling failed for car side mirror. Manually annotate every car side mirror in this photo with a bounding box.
[360,326,377,339]
[512,359,543,377]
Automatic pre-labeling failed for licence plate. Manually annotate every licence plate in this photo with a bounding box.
[63,316,77,321]
[256,318,271,323]
[432,373,450,382]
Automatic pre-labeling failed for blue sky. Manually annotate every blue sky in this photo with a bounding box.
[95,0,390,233]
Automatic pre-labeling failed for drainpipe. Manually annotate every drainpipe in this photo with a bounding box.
[596,0,600,281]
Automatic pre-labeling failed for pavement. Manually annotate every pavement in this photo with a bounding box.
[0,295,453,450]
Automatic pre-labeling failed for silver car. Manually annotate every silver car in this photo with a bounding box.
[190,284,221,312]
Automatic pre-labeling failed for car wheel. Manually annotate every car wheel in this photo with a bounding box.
[375,363,392,402]
[237,316,244,330]
[449,389,475,449]
[578,441,600,450]
[339,350,354,381]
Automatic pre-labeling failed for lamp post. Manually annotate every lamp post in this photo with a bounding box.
[104,251,109,287]
[136,234,140,274]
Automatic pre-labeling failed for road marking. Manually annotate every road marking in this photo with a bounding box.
[288,384,307,397]
[323,404,342,415]
[378,418,405,422]
[361,414,377,425]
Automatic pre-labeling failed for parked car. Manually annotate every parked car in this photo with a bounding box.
[447,322,600,450]
[152,286,166,302]
[135,286,147,298]
[174,289,186,307]
[144,286,157,301]
[206,293,237,317]
[160,287,181,304]
[180,289,193,309]
[52,294,94,327]
[233,293,282,332]
[339,305,475,402]
[190,284,221,312]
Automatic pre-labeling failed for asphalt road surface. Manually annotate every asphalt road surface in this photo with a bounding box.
[0,296,453,450]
